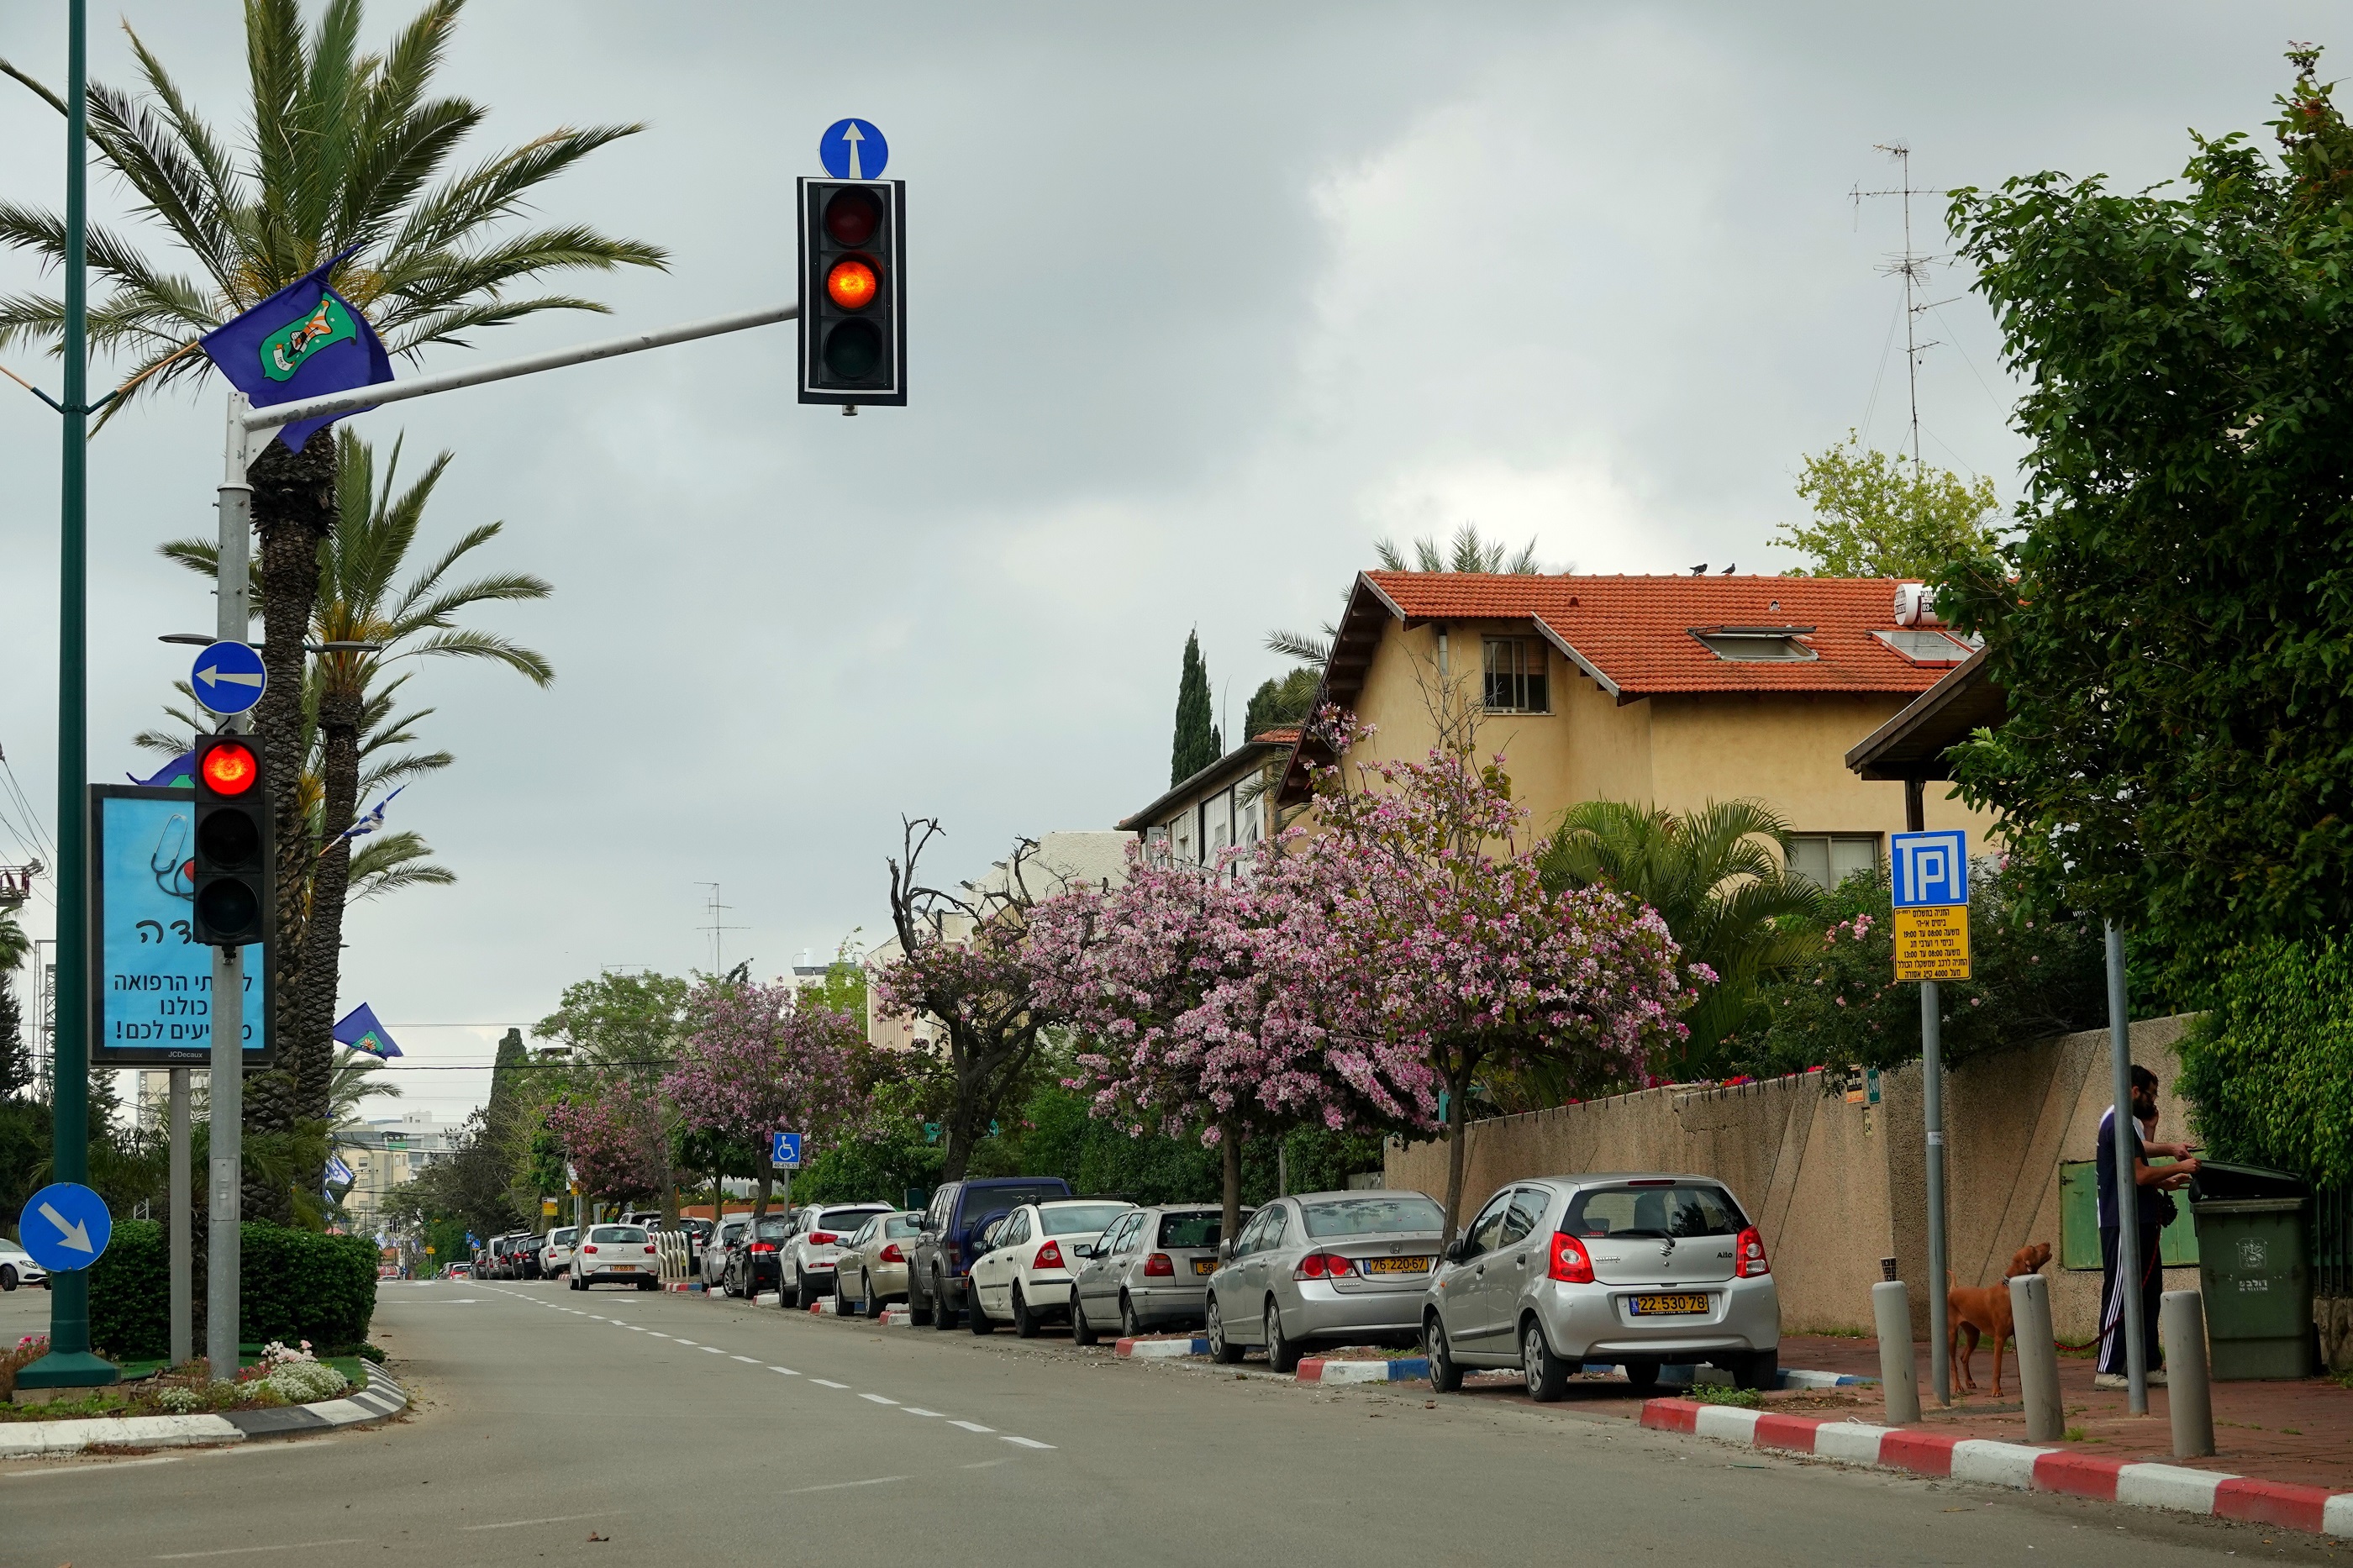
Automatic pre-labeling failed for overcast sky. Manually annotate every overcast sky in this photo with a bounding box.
[0,2,2336,1123]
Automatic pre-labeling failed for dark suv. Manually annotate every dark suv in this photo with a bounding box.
[907,1176,1074,1329]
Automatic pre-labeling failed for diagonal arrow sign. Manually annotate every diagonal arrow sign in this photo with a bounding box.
[39,1201,92,1253]
[196,662,266,688]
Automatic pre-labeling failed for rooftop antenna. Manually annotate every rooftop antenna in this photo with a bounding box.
[694,882,747,977]
[1851,142,1957,477]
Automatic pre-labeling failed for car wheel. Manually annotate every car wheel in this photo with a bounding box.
[967,1284,994,1335]
[1622,1360,1662,1394]
[1424,1314,1464,1393]
[931,1274,958,1331]
[1522,1318,1569,1402]
[1263,1302,1300,1375]
[1207,1296,1243,1365]
[1732,1351,1778,1392]
[795,1272,819,1311]
[864,1274,888,1319]
[1119,1292,1142,1342]
[1012,1285,1040,1339]
[834,1270,850,1309]
[0,1265,15,1292]
[1071,1296,1099,1346]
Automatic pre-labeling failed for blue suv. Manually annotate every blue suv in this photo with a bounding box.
[907,1176,1073,1329]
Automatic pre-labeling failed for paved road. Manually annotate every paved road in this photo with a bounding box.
[3,1278,2332,1565]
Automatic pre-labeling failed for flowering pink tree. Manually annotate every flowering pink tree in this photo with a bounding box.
[545,1082,668,1211]
[664,979,862,1218]
[1027,842,1426,1242]
[1286,711,1704,1235]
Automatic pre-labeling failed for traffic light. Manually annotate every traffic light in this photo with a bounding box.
[191,733,271,946]
[798,178,906,407]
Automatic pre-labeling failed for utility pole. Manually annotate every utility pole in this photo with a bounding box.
[1853,142,1947,477]
[18,0,114,1393]
[208,392,255,1381]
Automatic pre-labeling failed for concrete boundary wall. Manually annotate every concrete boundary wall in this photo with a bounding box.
[1384,1015,2198,1344]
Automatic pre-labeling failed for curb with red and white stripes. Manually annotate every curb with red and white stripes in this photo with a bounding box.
[1640,1398,2353,1540]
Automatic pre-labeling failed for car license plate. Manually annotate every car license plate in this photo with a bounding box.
[1192,1259,1215,1276]
[1629,1292,1709,1316]
[1361,1255,1432,1276]
[612,1264,636,1272]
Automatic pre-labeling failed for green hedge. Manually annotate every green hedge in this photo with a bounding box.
[90,1220,378,1364]
[2178,937,2353,1189]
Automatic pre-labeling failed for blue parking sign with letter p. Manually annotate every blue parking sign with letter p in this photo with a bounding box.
[1891,830,1969,908]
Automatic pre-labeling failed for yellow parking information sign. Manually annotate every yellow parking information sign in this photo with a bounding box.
[1892,904,1971,980]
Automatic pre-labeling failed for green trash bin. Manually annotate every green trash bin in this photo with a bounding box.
[2187,1162,2314,1381]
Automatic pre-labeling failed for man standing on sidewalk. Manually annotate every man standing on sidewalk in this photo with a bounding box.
[2095,1065,2200,1390]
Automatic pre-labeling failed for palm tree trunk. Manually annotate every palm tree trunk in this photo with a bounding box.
[300,685,363,1180]
[243,429,337,1224]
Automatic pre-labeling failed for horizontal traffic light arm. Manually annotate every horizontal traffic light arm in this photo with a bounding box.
[242,301,803,437]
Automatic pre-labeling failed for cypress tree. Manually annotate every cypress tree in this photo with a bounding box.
[1171,631,1222,784]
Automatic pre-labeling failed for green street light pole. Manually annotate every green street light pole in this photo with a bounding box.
[19,0,116,1393]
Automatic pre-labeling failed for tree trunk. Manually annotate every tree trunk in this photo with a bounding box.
[297,684,362,1180]
[1442,1056,1475,1242]
[242,429,337,1224]
[1220,1122,1241,1255]
[940,1042,982,1182]
[751,1158,771,1221]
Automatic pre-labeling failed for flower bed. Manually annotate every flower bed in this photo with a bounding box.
[0,1336,367,1423]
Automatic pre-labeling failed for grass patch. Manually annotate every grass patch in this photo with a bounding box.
[1688,1384,1764,1408]
[2064,1425,2087,1441]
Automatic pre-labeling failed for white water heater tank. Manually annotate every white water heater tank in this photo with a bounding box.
[1893,581,1943,628]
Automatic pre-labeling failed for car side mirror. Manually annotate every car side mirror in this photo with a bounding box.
[1217,1239,1234,1264]
[1071,1243,1093,1260]
[1443,1238,1470,1264]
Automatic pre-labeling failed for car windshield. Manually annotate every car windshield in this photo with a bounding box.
[755,1215,793,1240]
[1564,1182,1745,1239]
[589,1226,647,1244]
[884,1215,922,1239]
[1157,1212,1226,1248]
[1040,1202,1130,1236]
[1299,1196,1445,1239]
[958,1184,1066,1222]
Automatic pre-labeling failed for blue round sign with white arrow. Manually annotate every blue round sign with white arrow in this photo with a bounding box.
[819,118,887,181]
[19,1181,111,1273]
[191,640,267,716]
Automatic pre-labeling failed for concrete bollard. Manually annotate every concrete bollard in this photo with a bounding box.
[2008,1271,2065,1443]
[2160,1289,2215,1459]
[1872,1279,1922,1425]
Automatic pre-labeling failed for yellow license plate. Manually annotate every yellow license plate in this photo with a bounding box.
[1361,1255,1432,1276]
[1192,1259,1215,1276]
[612,1264,637,1271]
[1629,1292,1709,1316]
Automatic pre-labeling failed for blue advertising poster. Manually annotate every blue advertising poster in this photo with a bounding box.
[90,787,272,1066]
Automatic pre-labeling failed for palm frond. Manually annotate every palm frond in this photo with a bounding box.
[395,627,555,685]
[386,124,661,262]
[0,55,70,117]
[1264,629,1332,663]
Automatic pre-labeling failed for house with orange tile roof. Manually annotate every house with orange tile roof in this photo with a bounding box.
[1274,571,1992,883]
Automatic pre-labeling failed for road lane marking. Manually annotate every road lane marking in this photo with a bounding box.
[770,1366,798,1376]
[731,1355,761,1363]
[949,1420,995,1433]
[782,1476,906,1495]
[461,1512,618,1533]
[858,1393,899,1405]
[8,1455,179,1477]
[648,1334,671,1339]
[154,1538,366,1560]
[810,1379,850,1389]
[902,1408,946,1417]
[961,1459,1013,1470]
[1000,1436,1055,1450]
[673,1339,697,1345]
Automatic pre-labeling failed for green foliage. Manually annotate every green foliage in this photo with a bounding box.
[1243,666,1319,740]
[2177,937,2353,1188]
[1537,799,1825,1077]
[1375,524,1545,575]
[1733,860,2107,1080]
[1772,432,2001,579]
[803,946,869,1032]
[790,1120,945,1208]
[535,971,690,1071]
[1171,630,1222,785]
[1940,50,2353,945]
[90,1220,376,1362]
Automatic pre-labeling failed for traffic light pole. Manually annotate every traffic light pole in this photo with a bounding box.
[207,392,255,1380]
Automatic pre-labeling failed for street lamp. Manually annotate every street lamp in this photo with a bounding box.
[157,634,386,654]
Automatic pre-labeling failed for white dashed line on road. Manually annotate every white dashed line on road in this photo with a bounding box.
[782,1476,906,1495]
[1000,1436,1055,1450]
[858,1393,899,1405]
[461,1512,618,1533]
[699,1346,725,1355]
[902,1408,945,1418]
[949,1420,994,1434]
[810,1379,850,1389]
[770,1366,799,1376]
[154,1538,366,1560]
[731,1355,760,1363]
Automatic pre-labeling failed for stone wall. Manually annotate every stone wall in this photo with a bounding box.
[1385,1015,2200,1344]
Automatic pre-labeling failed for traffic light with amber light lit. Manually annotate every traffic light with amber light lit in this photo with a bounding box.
[799,178,905,406]
[191,733,271,946]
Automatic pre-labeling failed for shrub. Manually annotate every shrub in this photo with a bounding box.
[2177,937,2353,1188]
[90,1220,377,1362]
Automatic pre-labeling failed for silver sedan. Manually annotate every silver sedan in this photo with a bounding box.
[1203,1190,1445,1372]
[1420,1173,1780,1400]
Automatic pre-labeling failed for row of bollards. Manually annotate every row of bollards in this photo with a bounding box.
[1866,1276,2213,1459]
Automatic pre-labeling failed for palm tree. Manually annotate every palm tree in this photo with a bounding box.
[156,428,551,1179]
[0,0,661,1215]
[1267,523,1554,664]
[1536,800,1827,1080]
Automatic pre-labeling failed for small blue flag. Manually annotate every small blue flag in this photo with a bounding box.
[334,1002,403,1060]
[199,254,393,452]
[129,752,194,788]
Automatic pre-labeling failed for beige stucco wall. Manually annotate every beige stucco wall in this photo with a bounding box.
[1385,1016,2199,1344]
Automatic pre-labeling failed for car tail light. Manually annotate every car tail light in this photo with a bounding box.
[583,1245,599,1255]
[1142,1253,1174,1277]
[1034,1239,1065,1270]
[750,1242,776,1254]
[946,1244,962,1269]
[1734,1226,1770,1278]
[811,1231,838,1244]
[1292,1251,1353,1281]
[1548,1232,1594,1284]
[644,1245,656,1255]
[879,1244,903,1264]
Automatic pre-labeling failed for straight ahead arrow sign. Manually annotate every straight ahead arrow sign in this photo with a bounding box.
[39,1201,92,1252]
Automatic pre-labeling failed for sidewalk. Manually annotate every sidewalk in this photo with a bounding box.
[1763,1334,2350,1491]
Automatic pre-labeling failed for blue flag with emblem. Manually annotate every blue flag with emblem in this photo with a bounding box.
[334,1002,403,1060]
[199,253,393,452]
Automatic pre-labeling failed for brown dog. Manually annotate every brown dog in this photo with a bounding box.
[1946,1241,2054,1397]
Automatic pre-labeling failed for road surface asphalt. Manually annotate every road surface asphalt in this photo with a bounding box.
[0,1277,2335,1565]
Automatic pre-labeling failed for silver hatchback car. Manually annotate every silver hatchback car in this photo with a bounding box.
[1422,1174,1779,1400]
[1070,1203,1246,1343]
[1204,1190,1445,1371]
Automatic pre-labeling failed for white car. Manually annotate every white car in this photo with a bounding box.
[967,1199,1135,1337]
[541,1226,579,1278]
[0,1239,47,1291]
[569,1224,661,1290]
[780,1202,892,1308]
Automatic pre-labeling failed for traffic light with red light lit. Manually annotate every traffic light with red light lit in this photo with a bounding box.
[191,733,271,946]
[799,178,905,406]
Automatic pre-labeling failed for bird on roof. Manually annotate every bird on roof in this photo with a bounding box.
[1688,562,1708,575]
[1720,563,1737,574]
